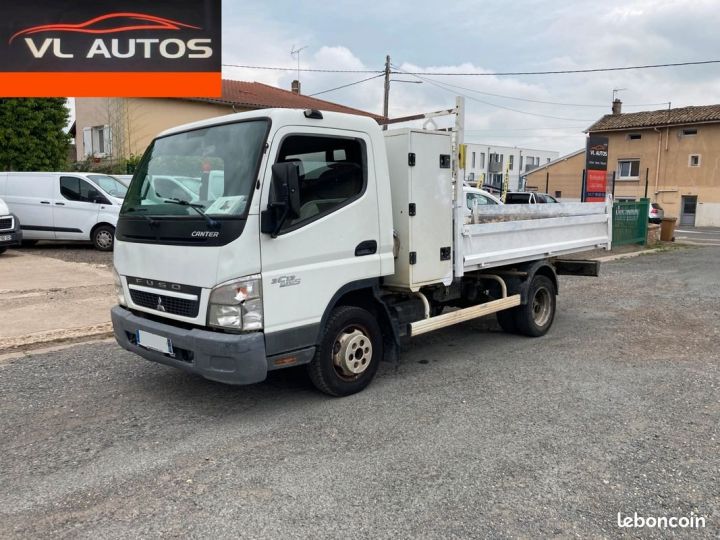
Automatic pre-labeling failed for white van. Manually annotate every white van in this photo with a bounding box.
[0,172,126,251]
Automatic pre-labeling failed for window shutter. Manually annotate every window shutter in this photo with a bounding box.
[82,127,92,158]
[103,125,112,156]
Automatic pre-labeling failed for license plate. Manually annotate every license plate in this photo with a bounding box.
[136,330,173,355]
[0,235,11,242]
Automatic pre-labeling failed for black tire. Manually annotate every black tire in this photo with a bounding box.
[307,305,383,397]
[0,247,6,255]
[496,309,519,333]
[21,240,38,247]
[513,275,556,337]
[92,225,115,251]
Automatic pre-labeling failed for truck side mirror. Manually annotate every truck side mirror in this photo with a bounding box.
[260,162,301,237]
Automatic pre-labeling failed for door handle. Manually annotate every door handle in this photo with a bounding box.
[355,240,377,256]
[40,201,50,204]
[55,202,65,206]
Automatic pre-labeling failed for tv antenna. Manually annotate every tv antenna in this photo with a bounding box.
[290,45,308,82]
[612,88,626,101]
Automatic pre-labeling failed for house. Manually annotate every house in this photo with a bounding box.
[73,79,382,164]
[524,149,585,201]
[463,143,559,193]
[586,100,720,226]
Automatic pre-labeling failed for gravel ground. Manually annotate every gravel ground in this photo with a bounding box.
[1,247,718,538]
[14,242,113,266]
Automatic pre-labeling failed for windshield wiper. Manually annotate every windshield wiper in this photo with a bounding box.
[163,198,220,229]
[125,207,159,228]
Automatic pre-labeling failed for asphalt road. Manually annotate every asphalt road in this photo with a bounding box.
[675,226,720,246]
[1,247,718,538]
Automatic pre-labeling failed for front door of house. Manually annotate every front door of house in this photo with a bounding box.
[680,196,697,226]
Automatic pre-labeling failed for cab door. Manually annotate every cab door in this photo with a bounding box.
[259,127,381,354]
[53,176,105,240]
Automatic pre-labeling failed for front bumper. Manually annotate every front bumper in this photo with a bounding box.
[111,305,267,385]
[0,216,22,247]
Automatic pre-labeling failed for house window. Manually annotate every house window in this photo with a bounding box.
[617,159,640,180]
[509,155,514,170]
[555,190,562,198]
[628,133,642,140]
[480,152,485,168]
[682,128,698,136]
[547,157,551,163]
[83,125,112,158]
[471,151,476,169]
[519,156,524,170]
[689,154,701,167]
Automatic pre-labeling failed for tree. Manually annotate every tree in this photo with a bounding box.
[0,98,72,171]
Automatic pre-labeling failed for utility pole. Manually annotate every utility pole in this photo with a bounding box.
[383,54,390,130]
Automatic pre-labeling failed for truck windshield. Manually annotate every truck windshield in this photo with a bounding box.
[122,119,269,218]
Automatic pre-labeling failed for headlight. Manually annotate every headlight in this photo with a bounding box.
[208,275,263,331]
[113,268,126,306]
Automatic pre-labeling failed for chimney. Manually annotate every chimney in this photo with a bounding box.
[291,80,301,94]
[612,98,622,115]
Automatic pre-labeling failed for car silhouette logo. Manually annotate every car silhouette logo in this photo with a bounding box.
[9,12,200,44]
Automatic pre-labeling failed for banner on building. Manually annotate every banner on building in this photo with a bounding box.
[0,0,221,97]
[584,136,609,202]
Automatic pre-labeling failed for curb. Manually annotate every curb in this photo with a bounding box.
[593,248,662,262]
[0,323,113,354]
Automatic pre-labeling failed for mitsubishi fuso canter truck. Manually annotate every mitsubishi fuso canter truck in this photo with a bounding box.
[111,99,611,396]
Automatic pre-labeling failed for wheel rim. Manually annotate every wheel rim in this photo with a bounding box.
[532,287,552,327]
[96,230,113,249]
[332,325,373,378]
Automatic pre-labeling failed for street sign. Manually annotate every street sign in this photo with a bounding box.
[584,136,608,202]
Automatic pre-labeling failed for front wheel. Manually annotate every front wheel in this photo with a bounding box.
[92,225,115,251]
[513,274,556,337]
[0,247,6,255]
[307,305,383,397]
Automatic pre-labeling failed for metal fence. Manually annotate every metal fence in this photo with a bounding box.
[612,198,649,246]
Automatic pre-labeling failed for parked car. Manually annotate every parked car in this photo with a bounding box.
[88,174,128,199]
[464,186,501,218]
[111,174,134,188]
[505,192,559,204]
[0,172,122,251]
[649,202,664,224]
[0,196,22,254]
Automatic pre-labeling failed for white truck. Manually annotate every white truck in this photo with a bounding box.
[111,100,611,396]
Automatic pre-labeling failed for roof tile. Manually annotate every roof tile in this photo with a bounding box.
[588,104,720,132]
[188,80,383,121]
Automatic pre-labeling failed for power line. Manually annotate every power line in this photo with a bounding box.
[407,76,669,108]
[464,126,587,132]
[223,63,382,73]
[308,73,384,96]
[391,64,593,122]
[223,59,720,76]
[395,59,720,76]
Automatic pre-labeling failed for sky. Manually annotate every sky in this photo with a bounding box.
[220,0,720,155]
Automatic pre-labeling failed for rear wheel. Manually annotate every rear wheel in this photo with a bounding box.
[92,225,115,251]
[513,275,556,337]
[307,305,382,397]
[496,309,518,333]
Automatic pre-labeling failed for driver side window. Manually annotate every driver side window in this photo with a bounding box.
[60,176,105,203]
[276,135,365,230]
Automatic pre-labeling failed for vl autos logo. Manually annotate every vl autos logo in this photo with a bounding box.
[0,0,221,97]
[9,12,213,60]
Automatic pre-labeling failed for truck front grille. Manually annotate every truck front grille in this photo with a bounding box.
[129,290,200,318]
[0,217,13,231]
